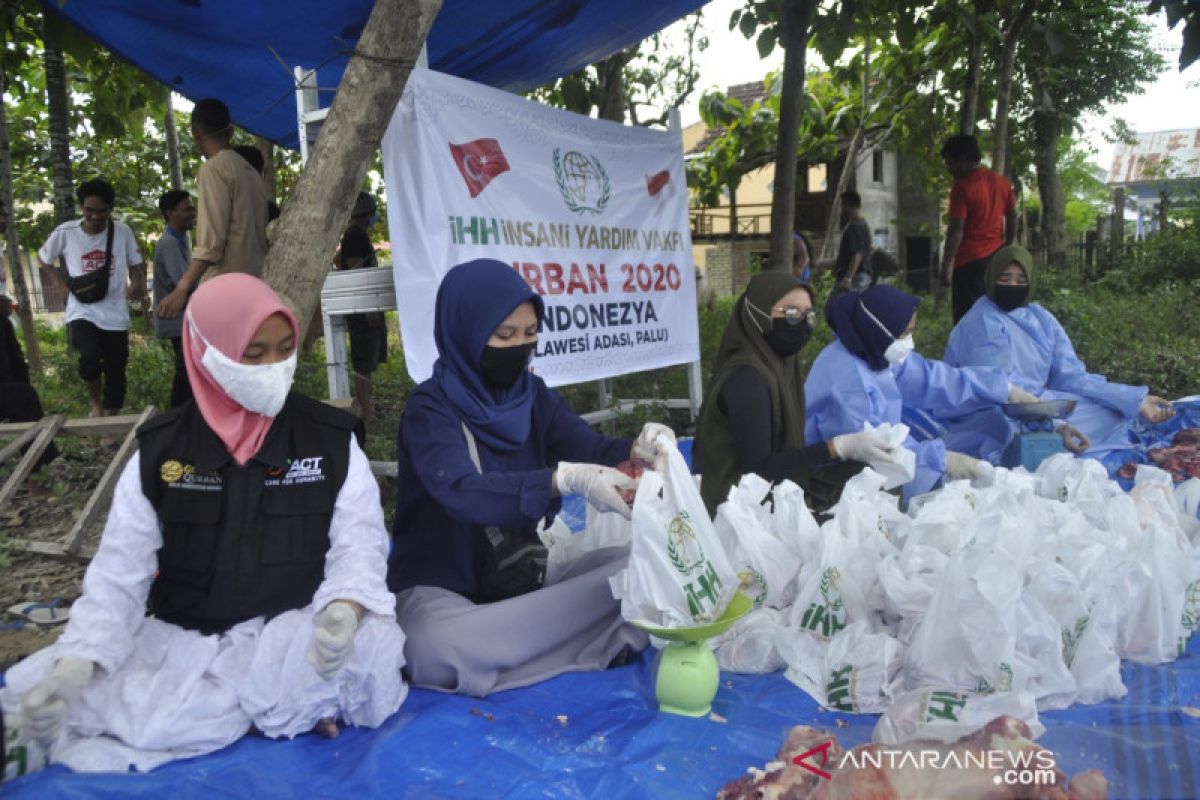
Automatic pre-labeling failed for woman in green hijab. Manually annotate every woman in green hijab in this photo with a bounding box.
[693,271,897,515]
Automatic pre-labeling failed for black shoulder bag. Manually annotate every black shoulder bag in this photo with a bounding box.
[462,422,547,603]
[65,222,114,303]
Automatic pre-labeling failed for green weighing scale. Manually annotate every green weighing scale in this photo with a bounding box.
[632,594,753,717]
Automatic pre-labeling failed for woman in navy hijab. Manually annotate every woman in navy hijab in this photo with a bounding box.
[389,259,664,696]
[804,285,1023,501]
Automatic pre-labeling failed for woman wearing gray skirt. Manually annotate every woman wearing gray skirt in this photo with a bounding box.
[388,259,671,696]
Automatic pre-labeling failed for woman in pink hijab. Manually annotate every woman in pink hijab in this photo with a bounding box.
[3,274,406,775]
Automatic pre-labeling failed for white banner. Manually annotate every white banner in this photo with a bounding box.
[382,68,698,386]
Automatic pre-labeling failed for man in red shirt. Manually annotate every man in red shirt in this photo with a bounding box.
[939,134,1017,323]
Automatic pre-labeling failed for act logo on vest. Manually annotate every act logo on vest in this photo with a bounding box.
[265,456,326,487]
[159,460,222,492]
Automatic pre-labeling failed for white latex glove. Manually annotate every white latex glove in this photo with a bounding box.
[1056,423,1090,453]
[830,430,897,463]
[945,451,987,482]
[21,657,95,743]
[1008,385,1040,404]
[307,601,360,680]
[631,422,676,471]
[1140,395,1174,424]
[556,462,637,519]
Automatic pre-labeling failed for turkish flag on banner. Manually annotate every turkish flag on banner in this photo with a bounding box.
[448,138,510,198]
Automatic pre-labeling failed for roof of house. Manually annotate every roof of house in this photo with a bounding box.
[685,80,770,155]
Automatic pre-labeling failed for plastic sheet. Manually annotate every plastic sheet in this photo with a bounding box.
[4,633,1197,799]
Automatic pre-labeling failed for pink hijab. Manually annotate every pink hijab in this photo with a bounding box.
[182,273,299,465]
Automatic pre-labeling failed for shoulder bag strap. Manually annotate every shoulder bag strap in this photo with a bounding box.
[461,422,505,547]
[103,220,115,273]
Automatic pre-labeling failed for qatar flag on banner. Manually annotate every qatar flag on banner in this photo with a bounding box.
[382,67,698,387]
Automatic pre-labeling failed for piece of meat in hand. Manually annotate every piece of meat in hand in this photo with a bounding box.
[614,457,653,506]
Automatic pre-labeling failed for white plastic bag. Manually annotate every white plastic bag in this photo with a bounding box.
[781,620,901,713]
[713,474,805,609]
[786,533,874,642]
[610,443,738,628]
[901,551,1020,696]
[860,421,917,490]
[712,607,789,674]
[872,689,1044,745]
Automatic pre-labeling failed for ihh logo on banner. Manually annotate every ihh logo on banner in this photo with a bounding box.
[553,148,610,215]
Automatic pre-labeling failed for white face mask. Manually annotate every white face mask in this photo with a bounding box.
[884,334,915,366]
[189,312,296,416]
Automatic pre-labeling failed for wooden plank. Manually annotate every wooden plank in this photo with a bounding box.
[12,538,95,561]
[368,459,398,477]
[0,415,65,509]
[0,424,40,465]
[63,407,156,556]
[0,412,146,440]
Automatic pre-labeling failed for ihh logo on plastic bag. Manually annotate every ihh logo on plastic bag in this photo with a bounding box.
[665,511,723,619]
[799,567,847,641]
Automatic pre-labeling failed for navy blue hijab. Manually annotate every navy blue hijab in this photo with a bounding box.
[432,259,545,451]
[827,285,920,371]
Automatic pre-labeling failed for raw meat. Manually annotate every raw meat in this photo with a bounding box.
[1120,427,1200,483]
[717,715,1107,800]
[614,458,653,505]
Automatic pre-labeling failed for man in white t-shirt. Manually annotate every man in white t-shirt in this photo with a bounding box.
[38,179,146,417]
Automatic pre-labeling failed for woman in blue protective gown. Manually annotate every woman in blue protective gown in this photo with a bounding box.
[941,245,1174,459]
[387,259,666,697]
[805,285,1029,501]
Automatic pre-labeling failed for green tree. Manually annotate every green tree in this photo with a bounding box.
[530,12,708,125]
[1018,0,1161,265]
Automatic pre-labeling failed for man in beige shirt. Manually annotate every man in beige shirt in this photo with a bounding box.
[157,98,268,319]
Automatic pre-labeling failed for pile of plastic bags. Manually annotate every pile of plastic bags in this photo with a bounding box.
[602,444,1200,741]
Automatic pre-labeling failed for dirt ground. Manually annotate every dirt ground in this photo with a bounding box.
[1,438,108,670]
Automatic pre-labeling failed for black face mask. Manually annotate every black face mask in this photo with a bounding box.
[993,285,1030,312]
[766,320,812,357]
[479,342,535,388]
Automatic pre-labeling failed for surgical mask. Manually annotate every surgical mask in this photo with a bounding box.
[189,313,296,416]
[479,342,535,388]
[884,334,915,366]
[766,319,812,356]
[993,285,1029,312]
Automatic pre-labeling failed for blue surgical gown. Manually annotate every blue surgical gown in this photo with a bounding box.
[804,340,1010,499]
[388,377,631,596]
[942,297,1147,458]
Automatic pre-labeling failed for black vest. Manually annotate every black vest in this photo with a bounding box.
[137,394,356,635]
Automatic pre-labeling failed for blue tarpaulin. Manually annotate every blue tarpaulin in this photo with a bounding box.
[39,0,708,148]
[5,635,1199,799]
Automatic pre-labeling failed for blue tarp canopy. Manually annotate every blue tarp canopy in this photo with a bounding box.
[40,0,708,148]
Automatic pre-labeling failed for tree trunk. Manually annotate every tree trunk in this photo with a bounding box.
[991,0,1036,177]
[819,125,864,261]
[1032,106,1066,267]
[819,21,870,261]
[0,58,41,371]
[255,135,276,204]
[42,10,74,225]
[959,0,992,135]
[595,51,631,123]
[767,0,815,271]
[262,0,440,336]
[164,97,184,190]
